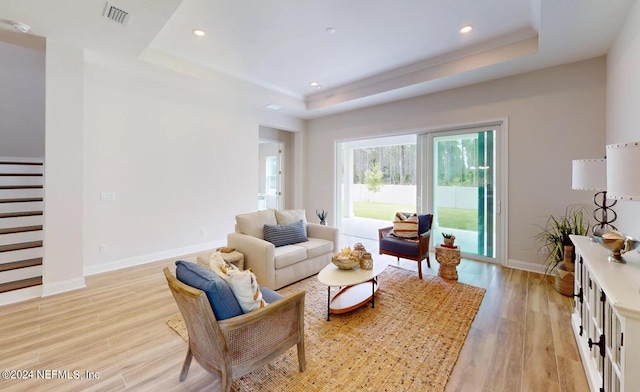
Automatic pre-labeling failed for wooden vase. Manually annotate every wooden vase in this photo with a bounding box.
[563,245,575,273]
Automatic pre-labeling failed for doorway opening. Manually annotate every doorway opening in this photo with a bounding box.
[336,134,418,239]
[258,140,283,210]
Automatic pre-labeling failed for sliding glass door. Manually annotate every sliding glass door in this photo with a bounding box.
[428,128,498,259]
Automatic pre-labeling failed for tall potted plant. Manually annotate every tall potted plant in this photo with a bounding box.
[535,204,590,296]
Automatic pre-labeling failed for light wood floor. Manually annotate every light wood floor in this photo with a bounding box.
[0,237,588,392]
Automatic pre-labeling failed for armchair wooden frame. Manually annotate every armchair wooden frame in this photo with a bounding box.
[378,215,433,279]
[163,267,306,391]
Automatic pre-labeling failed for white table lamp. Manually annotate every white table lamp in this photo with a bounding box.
[572,158,616,236]
[607,141,640,200]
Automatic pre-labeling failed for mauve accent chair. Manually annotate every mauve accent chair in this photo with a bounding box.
[378,213,433,279]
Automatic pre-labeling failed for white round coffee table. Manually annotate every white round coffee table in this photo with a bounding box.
[317,261,387,321]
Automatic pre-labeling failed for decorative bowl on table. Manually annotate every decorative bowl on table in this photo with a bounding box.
[332,254,360,270]
[332,246,361,269]
[591,231,640,263]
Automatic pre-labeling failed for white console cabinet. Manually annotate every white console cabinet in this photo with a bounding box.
[571,235,640,392]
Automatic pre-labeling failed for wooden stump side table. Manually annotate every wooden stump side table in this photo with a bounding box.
[435,245,461,280]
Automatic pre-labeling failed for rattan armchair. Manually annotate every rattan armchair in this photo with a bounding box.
[163,268,306,391]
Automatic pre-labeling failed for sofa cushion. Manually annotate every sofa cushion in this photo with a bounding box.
[379,236,420,257]
[236,210,277,239]
[263,220,308,247]
[175,260,243,320]
[275,209,307,227]
[294,238,334,259]
[274,245,307,269]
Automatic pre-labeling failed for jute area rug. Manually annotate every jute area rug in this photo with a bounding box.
[166,266,485,391]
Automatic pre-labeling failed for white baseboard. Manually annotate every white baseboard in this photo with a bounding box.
[506,258,546,274]
[0,156,44,163]
[0,285,42,306]
[84,240,226,276]
[42,277,86,297]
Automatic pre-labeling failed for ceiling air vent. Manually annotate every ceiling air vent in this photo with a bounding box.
[103,2,130,25]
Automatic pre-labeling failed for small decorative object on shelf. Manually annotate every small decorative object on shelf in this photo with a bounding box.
[590,230,640,263]
[360,252,373,270]
[442,233,456,248]
[316,209,328,225]
[352,242,366,255]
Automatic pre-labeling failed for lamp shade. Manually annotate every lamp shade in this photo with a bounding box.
[572,159,606,191]
[606,141,640,200]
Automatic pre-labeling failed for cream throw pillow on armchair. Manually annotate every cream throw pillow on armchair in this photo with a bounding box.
[204,251,267,313]
[226,269,267,313]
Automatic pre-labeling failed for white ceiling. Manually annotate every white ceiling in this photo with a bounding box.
[0,0,636,119]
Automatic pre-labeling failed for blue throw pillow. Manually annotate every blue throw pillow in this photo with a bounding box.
[263,219,308,247]
[175,260,243,320]
[418,214,433,235]
[260,287,282,303]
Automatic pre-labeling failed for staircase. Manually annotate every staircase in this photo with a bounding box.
[0,159,44,305]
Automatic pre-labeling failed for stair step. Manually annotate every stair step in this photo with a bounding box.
[0,173,43,177]
[0,211,43,219]
[0,185,43,190]
[0,198,43,203]
[0,241,43,253]
[0,276,42,294]
[0,257,42,272]
[0,161,43,165]
[0,225,43,235]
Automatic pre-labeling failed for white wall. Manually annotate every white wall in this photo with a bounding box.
[0,41,45,157]
[82,58,305,273]
[607,0,640,239]
[43,40,85,294]
[307,58,607,268]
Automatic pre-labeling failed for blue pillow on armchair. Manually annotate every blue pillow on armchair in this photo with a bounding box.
[418,214,433,235]
[175,260,283,320]
[175,260,243,320]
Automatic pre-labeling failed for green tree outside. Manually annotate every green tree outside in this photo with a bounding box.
[363,163,383,201]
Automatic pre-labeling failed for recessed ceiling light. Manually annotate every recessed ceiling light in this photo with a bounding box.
[12,22,30,33]
[460,25,473,34]
[264,103,283,110]
[326,27,336,34]
[193,29,205,37]
[310,82,319,87]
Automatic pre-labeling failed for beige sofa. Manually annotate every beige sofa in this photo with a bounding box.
[227,209,339,290]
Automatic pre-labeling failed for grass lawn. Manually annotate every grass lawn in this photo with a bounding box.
[353,201,477,230]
